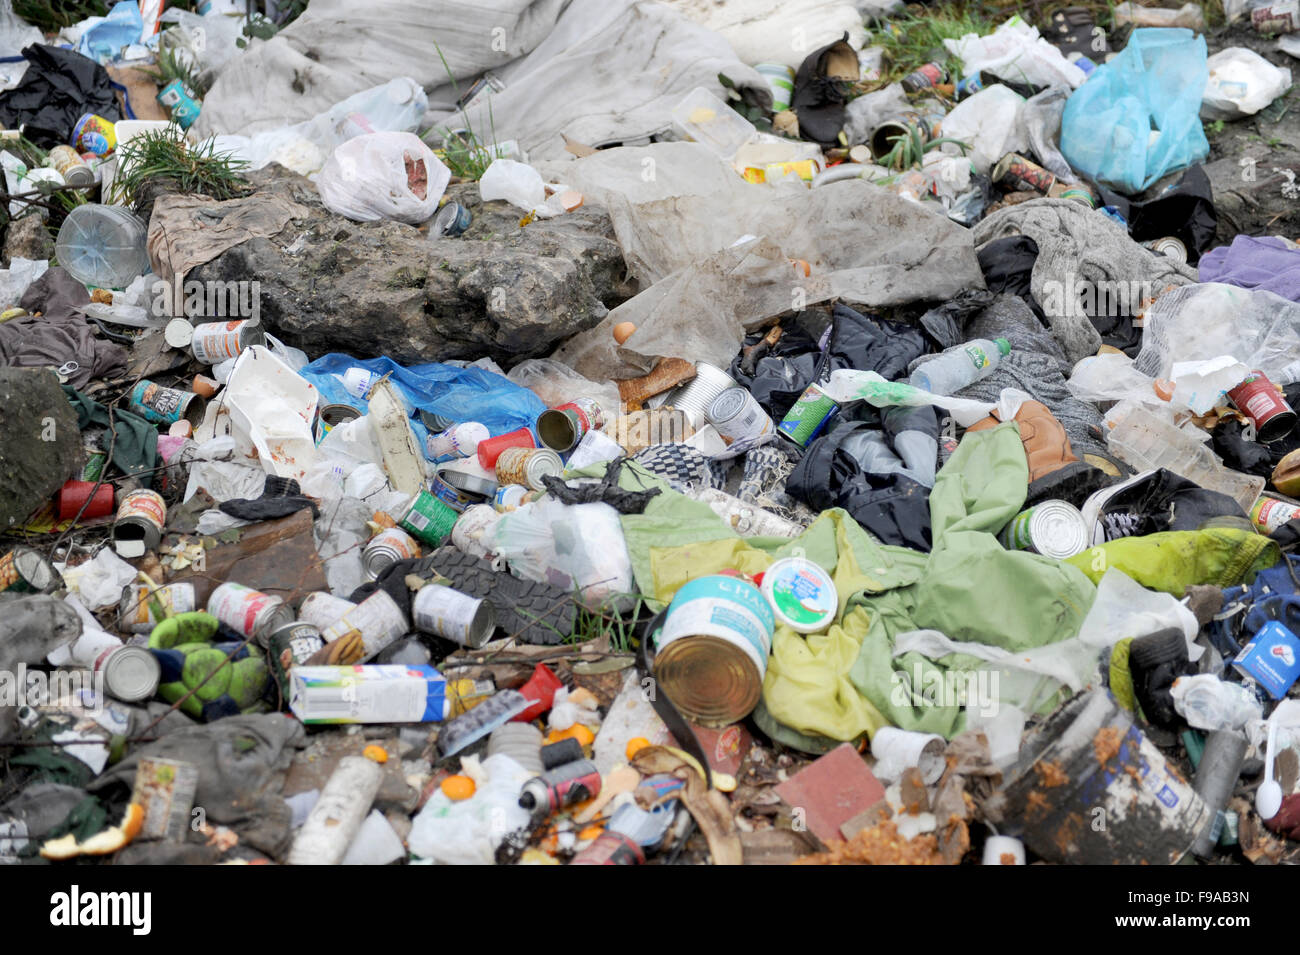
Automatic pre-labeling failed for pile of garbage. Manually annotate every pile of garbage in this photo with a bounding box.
[4,0,1300,867]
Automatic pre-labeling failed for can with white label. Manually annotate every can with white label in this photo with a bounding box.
[298,592,357,631]
[362,528,422,580]
[118,582,196,634]
[412,583,495,648]
[706,386,773,446]
[190,320,264,364]
[320,589,408,662]
[207,582,294,645]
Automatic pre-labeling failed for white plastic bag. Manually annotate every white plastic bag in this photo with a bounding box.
[944,17,1087,90]
[1075,567,1203,660]
[491,499,634,610]
[939,84,1029,176]
[317,131,448,224]
[1171,674,1263,732]
[478,159,572,219]
[1202,48,1293,121]
[408,753,534,865]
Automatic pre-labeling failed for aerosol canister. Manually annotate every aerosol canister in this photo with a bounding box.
[518,759,602,820]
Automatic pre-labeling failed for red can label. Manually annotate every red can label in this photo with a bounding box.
[1228,370,1295,441]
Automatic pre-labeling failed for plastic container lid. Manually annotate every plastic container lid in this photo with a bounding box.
[669,87,757,161]
[759,557,838,635]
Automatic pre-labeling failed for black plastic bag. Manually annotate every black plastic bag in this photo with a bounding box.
[0,45,122,148]
[1098,165,1218,264]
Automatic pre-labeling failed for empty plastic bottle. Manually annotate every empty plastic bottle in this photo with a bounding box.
[54,204,149,289]
[909,338,1010,395]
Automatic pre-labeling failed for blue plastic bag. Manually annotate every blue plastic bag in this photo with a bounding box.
[298,354,546,450]
[1060,29,1209,195]
[76,1,144,65]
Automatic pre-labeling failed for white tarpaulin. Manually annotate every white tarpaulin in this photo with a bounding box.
[662,0,877,70]
[434,0,770,162]
[196,0,569,138]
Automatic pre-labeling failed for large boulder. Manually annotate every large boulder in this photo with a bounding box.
[0,367,82,530]
[185,167,627,367]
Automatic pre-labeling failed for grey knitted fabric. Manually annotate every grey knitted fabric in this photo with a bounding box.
[971,197,1198,364]
[905,294,1109,458]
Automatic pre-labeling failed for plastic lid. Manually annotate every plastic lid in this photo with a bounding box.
[995,338,1011,356]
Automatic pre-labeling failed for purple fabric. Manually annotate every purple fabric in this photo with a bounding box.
[1198,235,1300,301]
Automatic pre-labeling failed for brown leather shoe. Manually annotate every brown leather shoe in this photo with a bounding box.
[966,399,1079,482]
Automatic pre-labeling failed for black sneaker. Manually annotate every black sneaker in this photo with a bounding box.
[790,32,859,147]
[428,545,577,645]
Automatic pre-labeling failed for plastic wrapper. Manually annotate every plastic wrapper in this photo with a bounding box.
[506,358,620,419]
[1171,674,1263,731]
[408,752,534,864]
[1135,282,1300,384]
[317,131,449,224]
[1075,567,1202,657]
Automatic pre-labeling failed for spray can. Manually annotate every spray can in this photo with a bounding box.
[518,759,602,820]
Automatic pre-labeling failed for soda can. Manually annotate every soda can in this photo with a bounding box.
[901,62,947,93]
[0,546,59,594]
[755,62,796,112]
[118,582,196,634]
[1142,236,1188,264]
[1057,187,1097,208]
[128,380,206,428]
[315,403,361,444]
[298,591,357,631]
[956,73,985,98]
[412,582,495,648]
[47,145,93,187]
[1000,500,1089,559]
[131,757,199,842]
[72,113,116,155]
[493,484,535,513]
[777,382,839,447]
[494,446,561,492]
[993,152,1056,194]
[113,489,166,554]
[706,386,773,447]
[425,421,489,464]
[518,759,603,819]
[207,582,294,645]
[570,830,646,865]
[432,200,472,237]
[320,588,408,662]
[450,503,501,560]
[1250,495,1300,534]
[190,319,264,364]
[362,527,422,580]
[265,621,326,701]
[93,644,161,702]
[399,489,459,546]
[157,79,200,129]
[80,446,108,483]
[1228,370,1297,443]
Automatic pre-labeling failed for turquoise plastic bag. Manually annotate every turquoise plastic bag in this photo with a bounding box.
[1060,29,1209,195]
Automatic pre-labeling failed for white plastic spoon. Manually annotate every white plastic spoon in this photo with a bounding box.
[1256,719,1283,821]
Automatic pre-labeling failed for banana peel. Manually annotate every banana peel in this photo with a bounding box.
[305,629,365,666]
[631,745,742,865]
[1274,449,1300,497]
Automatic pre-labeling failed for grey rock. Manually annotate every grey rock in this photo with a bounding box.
[0,367,83,531]
[1204,145,1300,246]
[0,595,80,671]
[186,167,627,367]
[2,214,54,265]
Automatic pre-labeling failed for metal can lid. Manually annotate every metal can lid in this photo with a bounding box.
[14,548,57,591]
[1026,500,1090,559]
[706,387,749,425]
[164,318,194,348]
[102,645,161,702]
[523,449,562,490]
[438,465,497,498]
